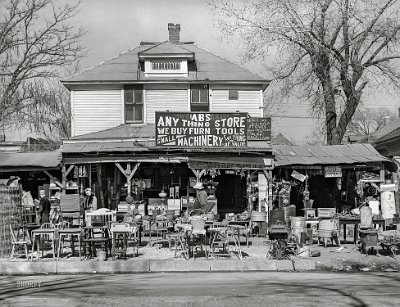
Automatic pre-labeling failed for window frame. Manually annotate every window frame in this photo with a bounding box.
[124,85,144,123]
[190,84,209,112]
[228,90,239,100]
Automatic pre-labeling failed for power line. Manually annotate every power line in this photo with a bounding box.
[270,115,325,119]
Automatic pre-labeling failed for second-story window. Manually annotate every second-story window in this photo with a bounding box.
[125,85,143,123]
[190,84,209,112]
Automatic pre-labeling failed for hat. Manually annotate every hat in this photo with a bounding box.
[193,182,204,190]
[85,187,92,192]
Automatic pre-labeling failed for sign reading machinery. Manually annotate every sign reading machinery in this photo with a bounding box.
[155,112,248,148]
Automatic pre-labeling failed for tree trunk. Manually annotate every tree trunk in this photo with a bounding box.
[322,80,338,145]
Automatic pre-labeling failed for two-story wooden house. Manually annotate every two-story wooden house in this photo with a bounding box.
[61,24,273,217]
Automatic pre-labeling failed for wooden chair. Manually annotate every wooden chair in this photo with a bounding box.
[10,225,30,259]
[189,216,207,258]
[149,215,169,247]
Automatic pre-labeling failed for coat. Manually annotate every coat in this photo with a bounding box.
[38,197,51,224]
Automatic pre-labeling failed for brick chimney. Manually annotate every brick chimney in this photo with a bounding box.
[168,23,180,44]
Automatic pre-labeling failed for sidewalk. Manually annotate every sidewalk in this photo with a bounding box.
[1,238,399,275]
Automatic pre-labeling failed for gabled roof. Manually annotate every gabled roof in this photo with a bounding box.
[63,43,268,86]
[273,144,388,167]
[68,124,155,140]
[372,119,400,142]
[138,41,194,58]
[271,133,294,145]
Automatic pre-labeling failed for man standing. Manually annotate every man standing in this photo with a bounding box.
[193,182,208,212]
[38,190,50,225]
[82,188,97,225]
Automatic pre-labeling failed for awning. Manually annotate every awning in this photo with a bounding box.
[187,155,274,170]
[0,151,61,172]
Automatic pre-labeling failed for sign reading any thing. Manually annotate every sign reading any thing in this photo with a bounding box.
[155,112,248,148]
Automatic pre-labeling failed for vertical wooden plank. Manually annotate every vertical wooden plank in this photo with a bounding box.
[96,164,105,208]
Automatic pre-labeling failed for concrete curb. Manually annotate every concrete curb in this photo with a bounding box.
[0,258,314,275]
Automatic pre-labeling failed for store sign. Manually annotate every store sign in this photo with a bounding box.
[248,117,271,141]
[155,112,248,148]
[291,170,306,182]
[324,166,342,178]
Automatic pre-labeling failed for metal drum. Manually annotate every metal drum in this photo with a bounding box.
[283,205,296,224]
[290,216,306,241]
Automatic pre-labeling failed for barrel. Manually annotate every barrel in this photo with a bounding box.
[251,211,267,222]
[290,216,306,241]
[318,219,339,238]
[283,205,296,224]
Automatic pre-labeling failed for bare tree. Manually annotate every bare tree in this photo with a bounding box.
[347,106,396,135]
[0,0,84,135]
[210,0,400,144]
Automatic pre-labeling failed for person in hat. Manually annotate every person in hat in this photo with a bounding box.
[193,182,208,211]
[37,189,50,225]
[82,188,97,212]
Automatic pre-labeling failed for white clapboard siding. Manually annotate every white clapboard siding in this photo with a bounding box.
[211,90,262,117]
[146,89,188,123]
[72,90,123,136]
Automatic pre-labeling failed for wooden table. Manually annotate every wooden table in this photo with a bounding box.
[30,228,58,260]
[339,218,385,244]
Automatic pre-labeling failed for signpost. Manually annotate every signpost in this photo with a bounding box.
[155,112,248,148]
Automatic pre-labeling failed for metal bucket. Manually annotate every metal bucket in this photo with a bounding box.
[97,250,106,261]
[283,205,296,224]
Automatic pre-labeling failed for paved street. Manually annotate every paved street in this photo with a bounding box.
[0,272,399,306]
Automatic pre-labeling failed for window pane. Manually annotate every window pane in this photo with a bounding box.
[200,89,208,103]
[191,104,209,112]
[125,105,134,122]
[125,90,133,103]
[134,90,143,103]
[229,90,238,100]
[135,105,143,121]
[191,89,200,102]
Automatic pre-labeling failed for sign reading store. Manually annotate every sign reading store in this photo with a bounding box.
[155,112,248,148]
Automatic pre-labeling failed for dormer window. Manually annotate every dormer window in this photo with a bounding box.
[151,60,181,71]
[143,58,188,77]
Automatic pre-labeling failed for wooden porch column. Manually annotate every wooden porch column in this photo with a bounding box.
[61,164,75,194]
[115,162,141,201]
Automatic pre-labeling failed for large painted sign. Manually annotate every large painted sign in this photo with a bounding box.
[248,117,271,141]
[155,112,248,148]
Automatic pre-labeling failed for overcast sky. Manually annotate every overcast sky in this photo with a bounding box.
[7,0,400,143]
